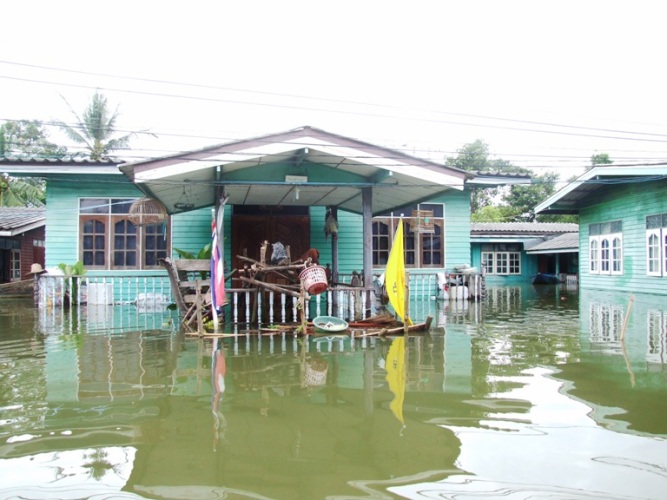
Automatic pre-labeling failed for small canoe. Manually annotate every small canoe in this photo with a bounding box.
[312,316,349,333]
[531,273,559,285]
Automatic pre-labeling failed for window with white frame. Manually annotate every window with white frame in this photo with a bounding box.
[589,221,623,275]
[480,243,521,275]
[79,198,170,270]
[646,214,667,277]
[372,203,444,268]
[589,237,599,273]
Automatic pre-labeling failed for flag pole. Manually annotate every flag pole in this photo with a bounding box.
[404,270,410,334]
[211,208,219,332]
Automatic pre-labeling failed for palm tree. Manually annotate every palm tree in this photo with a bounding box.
[58,91,138,160]
[0,174,45,207]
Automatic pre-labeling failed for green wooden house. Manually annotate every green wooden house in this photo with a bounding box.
[2,127,535,323]
[470,222,579,284]
[535,165,667,295]
[3,126,509,322]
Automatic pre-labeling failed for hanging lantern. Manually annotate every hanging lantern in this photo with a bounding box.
[128,198,168,226]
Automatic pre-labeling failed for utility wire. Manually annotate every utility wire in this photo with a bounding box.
[3,69,667,146]
[3,59,667,140]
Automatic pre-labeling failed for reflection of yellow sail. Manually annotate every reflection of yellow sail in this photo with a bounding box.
[385,219,412,325]
[386,337,406,426]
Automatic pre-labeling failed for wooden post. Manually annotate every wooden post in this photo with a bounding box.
[300,280,308,334]
[620,294,635,341]
[362,188,373,305]
[196,280,204,333]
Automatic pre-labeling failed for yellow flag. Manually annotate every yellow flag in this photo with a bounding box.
[385,219,412,325]
[386,337,406,427]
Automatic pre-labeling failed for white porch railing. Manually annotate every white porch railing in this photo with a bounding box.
[35,270,484,325]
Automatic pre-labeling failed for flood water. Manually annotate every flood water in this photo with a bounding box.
[1,284,666,499]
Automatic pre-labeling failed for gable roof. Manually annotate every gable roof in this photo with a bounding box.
[0,207,46,236]
[119,126,470,215]
[535,164,667,214]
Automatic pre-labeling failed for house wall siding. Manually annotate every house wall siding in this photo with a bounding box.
[471,246,539,284]
[311,189,472,277]
[45,177,211,275]
[45,177,142,269]
[444,189,472,269]
[44,177,472,300]
[579,178,667,295]
[19,227,45,277]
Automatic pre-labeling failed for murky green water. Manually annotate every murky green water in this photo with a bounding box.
[1,285,666,499]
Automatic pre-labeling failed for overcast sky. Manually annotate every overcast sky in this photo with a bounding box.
[2,0,666,182]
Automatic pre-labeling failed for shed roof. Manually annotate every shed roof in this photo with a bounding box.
[525,232,579,254]
[535,164,667,214]
[0,207,46,236]
[471,222,578,235]
[0,156,120,175]
[119,126,470,215]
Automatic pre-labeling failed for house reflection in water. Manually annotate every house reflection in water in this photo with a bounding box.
[580,289,667,364]
[557,289,667,436]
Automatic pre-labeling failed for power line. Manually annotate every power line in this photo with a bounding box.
[3,63,667,147]
[4,58,667,140]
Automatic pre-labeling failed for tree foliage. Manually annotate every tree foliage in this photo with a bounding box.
[0,174,45,207]
[448,139,576,223]
[591,152,613,166]
[446,140,514,212]
[0,120,66,158]
[0,120,61,207]
[57,91,139,160]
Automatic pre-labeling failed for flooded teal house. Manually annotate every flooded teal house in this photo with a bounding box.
[470,222,579,284]
[2,126,525,323]
[536,164,667,295]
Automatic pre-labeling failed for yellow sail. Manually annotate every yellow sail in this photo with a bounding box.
[386,337,406,427]
[385,219,412,325]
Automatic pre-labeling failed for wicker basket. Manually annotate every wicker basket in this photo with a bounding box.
[302,357,328,387]
[299,265,328,295]
[128,198,168,226]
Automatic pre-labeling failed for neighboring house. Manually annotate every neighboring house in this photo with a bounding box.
[1,126,530,317]
[0,207,45,282]
[535,164,667,295]
[470,222,579,284]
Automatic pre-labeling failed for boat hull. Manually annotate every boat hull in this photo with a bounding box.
[531,273,559,285]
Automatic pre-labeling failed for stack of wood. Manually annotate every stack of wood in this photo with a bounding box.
[236,240,315,299]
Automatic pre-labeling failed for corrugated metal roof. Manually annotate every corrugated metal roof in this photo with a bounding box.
[0,156,118,165]
[471,222,578,235]
[526,232,580,253]
[0,207,46,233]
[119,125,469,216]
[535,164,667,215]
[0,157,121,176]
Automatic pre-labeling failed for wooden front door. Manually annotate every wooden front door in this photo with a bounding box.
[231,206,310,321]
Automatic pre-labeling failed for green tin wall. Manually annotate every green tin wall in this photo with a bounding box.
[579,178,667,295]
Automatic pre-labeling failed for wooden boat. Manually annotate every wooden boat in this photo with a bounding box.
[531,273,559,285]
[312,316,349,333]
